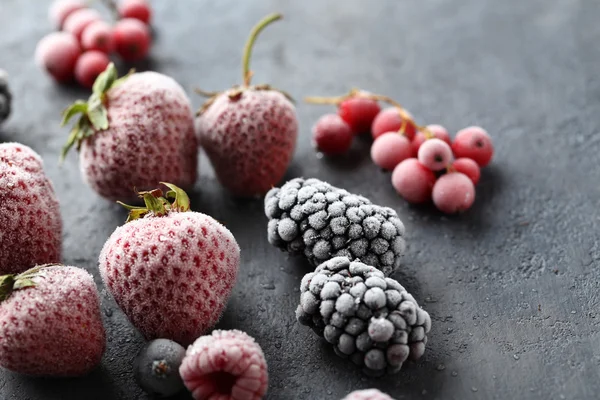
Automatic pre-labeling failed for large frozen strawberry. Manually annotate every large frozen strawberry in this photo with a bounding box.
[99,183,240,345]
[61,63,198,202]
[0,264,106,376]
[0,143,62,275]
[195,13,297,197]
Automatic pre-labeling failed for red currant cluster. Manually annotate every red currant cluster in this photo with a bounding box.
[35,0,152,88]
[307,90,494,214]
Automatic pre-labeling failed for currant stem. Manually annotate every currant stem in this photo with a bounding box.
[304,96,345,105]
[99,0,119,20]
[369,94,434,139]
[242,13,283,87]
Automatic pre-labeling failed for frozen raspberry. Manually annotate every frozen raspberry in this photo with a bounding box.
[63,8,102,41]
[61,63,198,201]
[342,389,395,400]
[452,157,480,185]
[0,70,12,125]
[452,126,494,167]
[370,132,413,171]
[118,0,152,24]
[296,257,431,376]
[338,94,381,135]
[312,114,353,155]
[81,20,115,53]
[432,172,475,214]
[49,0,86,29]
[196,14,297,197]
[113,18,151,61]
[0,265,105,376]
[265,178,406,276]
[412,124,451,154]
[371,107,417,141]
[391,158,436,204]
[99,184,240,345]
[0,143,62,275]
[180,330,269,400]
[35,32,81,82]
[134,339,186,397]
[74,50,111,88]
[417,138,453,171]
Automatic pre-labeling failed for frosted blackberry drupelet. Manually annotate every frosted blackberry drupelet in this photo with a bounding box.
[265,178,406,276]
[295,257,431,376]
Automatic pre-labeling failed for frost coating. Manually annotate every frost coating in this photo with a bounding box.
[265,178,406,276]
[296,257,431,376]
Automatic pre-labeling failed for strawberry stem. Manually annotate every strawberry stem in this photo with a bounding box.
[117,183,191,223]
[0,264,57,302]
[242,13,283,87]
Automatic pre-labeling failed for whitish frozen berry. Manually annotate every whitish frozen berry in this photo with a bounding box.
[81,20,114,54]
[35,32,81,82]
[63,8,102,41]
[452,126,494,167]
[312,114,353,155]
[49,0,86,28]
[179,330,268,400]
[432,172,476,214]
[391,158,436,204]
[418,138,453,171]
[134,339,185,397]
[114,18,151,61]
[412,124,451,154]
[370,132,412,171]
[452,157,481,185]
[371,108,416,141]
[119,0,152,24]
[342,388,395,400]
[74,51,110,88]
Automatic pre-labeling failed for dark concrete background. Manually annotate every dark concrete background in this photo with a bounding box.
[1,0,599,399]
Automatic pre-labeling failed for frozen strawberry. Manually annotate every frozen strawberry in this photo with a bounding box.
[0,143,62,275]
[0,264,106,376]
[60,63,198,202]
[179,330,268,400]
[99,183,240,345]
[195,13,297,197]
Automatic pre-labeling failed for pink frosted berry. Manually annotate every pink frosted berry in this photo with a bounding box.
[81,20,115,54]
[0,143,62,275]
[452,157,481,185]
[391,158,436,204]
[452,126,494,167]
[0,265,106,376]
[113,18,151,62]
[63,8,102,41]
[180,330,268,400]
[35,32,81,82]
[412,124,451,154]
[342,388,395,400]
[312,113,353,155]
[370,132,413,170]
[432,172,476,214]
[75,51,111,88]
[118,0,152,24]
[417,138,453,171]
[49,0,86,29]
[371,107,417,141]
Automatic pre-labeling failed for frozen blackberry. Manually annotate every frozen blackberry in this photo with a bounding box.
[265,178,406,276]
[295,257,431,376]
[0,70,11,125]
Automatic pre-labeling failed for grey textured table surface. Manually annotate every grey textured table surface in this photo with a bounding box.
[1,0,599,399]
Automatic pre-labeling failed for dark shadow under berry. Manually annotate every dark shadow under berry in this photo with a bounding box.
[205,371,237,394]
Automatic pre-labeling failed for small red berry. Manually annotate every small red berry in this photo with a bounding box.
[63,8,102,41]
[371,107,417,141]
[338,95,381,135]
[417,138,453,171]
[35,32,81,82]
[391,158,436,204]
[370,132,413,170]
[312,114,353,155]
[74,51,111,88]
[118,0,152,24]
[452,126,494,167]
[432,172,476,214]
[49,0,86,29]
[412,124,451,155]
[81,20,114,54]
[452,158,481,185]
[113,18,151,61]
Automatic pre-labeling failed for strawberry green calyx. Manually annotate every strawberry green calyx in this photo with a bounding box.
[117,182,191,223]
[60,63,134,162]
[0,264,58,302]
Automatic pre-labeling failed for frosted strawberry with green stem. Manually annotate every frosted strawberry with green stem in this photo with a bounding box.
[60,63,198,202]
[195,13,298,197]
[99,183,240,345]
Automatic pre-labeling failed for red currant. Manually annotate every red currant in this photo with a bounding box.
[417,138,453,171]
[118,0,152,25]
[391,158,436,204]
[338,95,381,135]
[371,107,417,141]
[35,32,81,82]
[63,8,102,41]
[113,18,151,61]
[452,158,480,185]
[81,21,114,54]
[74,51,110,88]
[49,0,86,29]
[412,124,451,154]
[452,126,494,167]
[432,172,475,214]
[370,132,413,170]
[312,114,353,155]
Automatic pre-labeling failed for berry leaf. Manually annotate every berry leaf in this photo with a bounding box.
[87,94,109,131]
[0,275,15,302]
[61,101,88,127]
[162,182,190,212]
[92,62,119,96]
